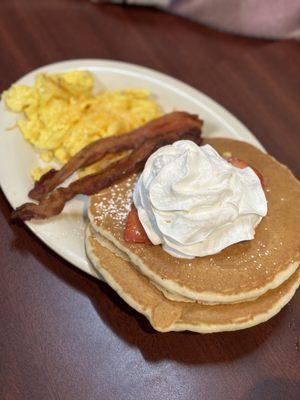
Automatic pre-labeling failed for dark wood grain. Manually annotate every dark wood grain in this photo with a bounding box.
[0,1,299,400]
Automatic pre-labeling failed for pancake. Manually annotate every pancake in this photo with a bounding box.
[88,138,300,304]
[89,224,235,305]
[86,226,300,333]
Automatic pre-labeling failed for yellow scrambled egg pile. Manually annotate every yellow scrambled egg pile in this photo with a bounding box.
[3,71,161,180]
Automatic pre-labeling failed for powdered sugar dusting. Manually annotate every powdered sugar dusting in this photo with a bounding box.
[92,175,137,228]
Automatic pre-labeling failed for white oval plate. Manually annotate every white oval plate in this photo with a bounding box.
[0,59,265,278]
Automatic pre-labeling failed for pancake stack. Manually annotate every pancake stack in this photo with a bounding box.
[86,138,300,333]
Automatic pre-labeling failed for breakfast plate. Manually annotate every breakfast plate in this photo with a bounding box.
[0,59,265,278]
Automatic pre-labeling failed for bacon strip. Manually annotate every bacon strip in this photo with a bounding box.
[12,129,202,221]
[29,112,203,201]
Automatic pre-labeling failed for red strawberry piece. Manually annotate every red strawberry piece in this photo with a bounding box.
[124,207,150,243]
[227,157,265,188]
[227,157,249,169]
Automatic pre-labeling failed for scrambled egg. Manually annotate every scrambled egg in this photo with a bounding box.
[3,70,161,180]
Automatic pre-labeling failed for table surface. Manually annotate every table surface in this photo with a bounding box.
[1,1,299,400]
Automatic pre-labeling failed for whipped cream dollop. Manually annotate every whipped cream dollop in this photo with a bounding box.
[133,141,267,258]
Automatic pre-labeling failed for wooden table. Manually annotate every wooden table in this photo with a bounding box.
[1,1,299,399]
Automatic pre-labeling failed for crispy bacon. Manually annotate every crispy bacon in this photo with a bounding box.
[12,129,202,221]
[29,112,203,201]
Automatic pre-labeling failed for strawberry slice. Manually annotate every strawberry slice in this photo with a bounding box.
[227,157,249,169]
[124,207,150,243]
[227,157,265,188]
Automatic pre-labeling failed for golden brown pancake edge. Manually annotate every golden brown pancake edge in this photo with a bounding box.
[86,226,300,333]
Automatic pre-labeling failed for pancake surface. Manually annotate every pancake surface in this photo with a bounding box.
[88,138,300,303]
[86,227,300,333]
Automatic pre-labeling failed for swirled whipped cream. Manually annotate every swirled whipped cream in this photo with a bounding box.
[133,140,267,258]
